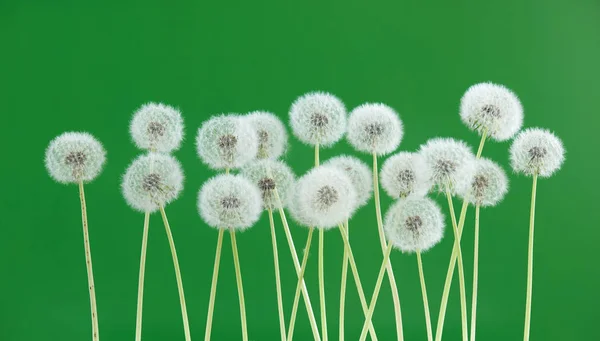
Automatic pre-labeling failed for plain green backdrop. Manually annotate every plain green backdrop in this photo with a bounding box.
[1,0,599,340]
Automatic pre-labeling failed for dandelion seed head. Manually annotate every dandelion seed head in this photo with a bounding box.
[45,132,106,184]
[323,155,373,209]
[384,197,445,253]
[460,82,523,141]
[129,103,184,152]
[196,114,258,170]
[510,128,565,177]
[245,111,288,159]
[347,103,403,155]
[198,174,262,230]
[418,138,476,193]
[289,92,347,147]
[241,159,296,210]
[457,158,509,207]
[380,152,433,198]
[121,153,184,213]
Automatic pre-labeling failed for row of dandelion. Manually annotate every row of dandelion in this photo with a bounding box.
[45,82,565,341]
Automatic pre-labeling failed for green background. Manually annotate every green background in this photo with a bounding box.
[1,0,598,340]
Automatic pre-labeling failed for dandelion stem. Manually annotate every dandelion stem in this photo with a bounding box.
[204,228,224,341]
[339,220,349,341]
[476,129,488,158]
[358,242,393,341]
[444,189,468,341]
[318,229,328,341]
[230,230,248,341]
[135,212,150,341]
[78,181,100,341]
[287,228,315,341]
[523,174,538,341]
[470,205,480,341]
[338,224,378,340]
[315,143,320,166]
[417,251,433,341]
[372,152,404,341]
[159,206,191,341]
[268,209,287,341]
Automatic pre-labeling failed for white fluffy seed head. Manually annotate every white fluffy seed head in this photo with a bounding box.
[130,102,185,153]
[457,158,509,207]
[323,155,373,209]
[196,114,258,170]
[241,159,296,210]
[380,152,433,198]
[460,82,523,141]
[347,103,403,155]
[245,111,288,159]
[510,128,565,177]
[121,153,184,213]
[384,197,445,253]
[419,138,476,193]
[291,166,357,229]
[45,132,106,184]
[198,174,262,230]
[289,92,347,147]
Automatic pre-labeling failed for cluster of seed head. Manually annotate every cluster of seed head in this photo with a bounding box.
[241,159,296,210]
[121,153,184,213]
[347,103,403,155]
[45,132,106,184]
[245,111,288,159]
[196,114,258,170]
[130,102,185,153]
[380,152,432,198]
[418,138,476,193]
[457,158,509,207]
[198,174,262,230]
[323,155,373,209]
[510,128,565,178]
[289,92,347,147]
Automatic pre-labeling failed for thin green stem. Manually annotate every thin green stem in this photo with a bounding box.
[268,209,287,341]
[159,206,191,341]
[318,229,328,341]
[523,174,538,341]
[287,228,315,341]
[339,220,349,341]
[78,182,99,341]
[135,212,150,341]
[372,152,404,341]
[470,205,480,341]
[315,143,320,166]
[417,251,433,341]
[204,229,224,341]
[476,129,488,158]
[230,230,248,341]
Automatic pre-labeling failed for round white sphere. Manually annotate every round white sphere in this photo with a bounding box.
[198,174,262,230]
[241,159,296,210]
[121,153,184,213]
[384,197,445,253]
[419,138,476,193]
[289,92,347,147]
[457,158,509,207]
[510,128,565,177]
[45,132,106,184]
[460,82,523,141]
[347,103,403,155]
[196,114,258,170]
[130,102,184,153]
[380,152,432,198]
[245,111,288,159]
[292,166,357,229]
[323,155,373,209]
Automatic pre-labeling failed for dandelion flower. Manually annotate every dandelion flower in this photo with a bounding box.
[291,166,357,229]
[198,174,262,230]
[130,102,184,152]
[45,132,106,184]
[289,92,347,147]
[196,115,258,170]
[380,152,432,198]
[457,158,509,207]
[460,82,523,141]
[323,155,373,209]
[419,138,476,193]
[384,197,445,253]
[347,103,403,155]
[241,159,295,210]
[245,111,288,159]
[510,128,565,177]
[122,153,184,213]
